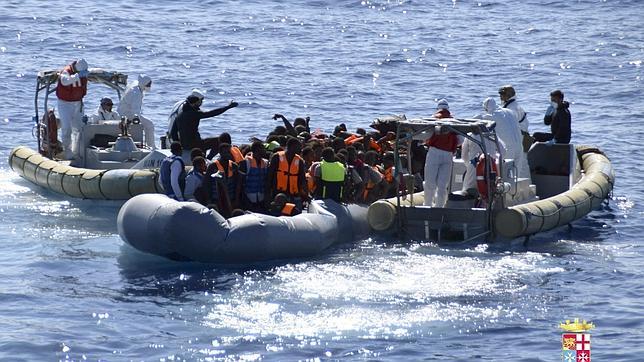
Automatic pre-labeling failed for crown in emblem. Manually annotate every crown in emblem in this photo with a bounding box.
[559,318,595,332]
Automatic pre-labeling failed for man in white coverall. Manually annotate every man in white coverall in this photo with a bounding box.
[117,74,156,147]
[56,58,89,159]
[474,97,527,182]
[499,85,531,179]
[462,100,507,192]
[424,99,459,207]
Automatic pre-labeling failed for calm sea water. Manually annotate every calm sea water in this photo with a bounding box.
[0,0,642,360]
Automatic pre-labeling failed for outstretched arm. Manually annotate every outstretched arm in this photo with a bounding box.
[273,114,297,136]
[199,101,238,119]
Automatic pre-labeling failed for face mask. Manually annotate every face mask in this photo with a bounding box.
[551,101,558,109]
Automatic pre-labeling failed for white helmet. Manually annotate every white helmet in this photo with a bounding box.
[137,74,152,89]
[189,88,206,100]
[483,97,496,113]
[436,98,449,110]
[75,58,88,72]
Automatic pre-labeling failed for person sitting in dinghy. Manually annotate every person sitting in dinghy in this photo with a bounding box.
[313,147,346,203]
[239,141,269,212]
[159,141,186,201]
[184,156,207,202]
[267,137,308,210]
[360,150,386,204]
[90,97,120,123]
[203,143,242,217]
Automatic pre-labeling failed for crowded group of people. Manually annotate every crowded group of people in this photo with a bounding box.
[160,100,402,217]
[55,58,572,216]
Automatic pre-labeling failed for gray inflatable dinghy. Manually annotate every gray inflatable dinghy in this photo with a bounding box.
[117,194,370,263]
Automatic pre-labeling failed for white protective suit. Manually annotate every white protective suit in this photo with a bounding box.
[117,74,156,147]
[475,98,527,182]
[503,96,529,134]
[57,60,88,159]
[423,98,457,207]
[502,95,531,179]
[424,146,454,207]
[90,104,120,123]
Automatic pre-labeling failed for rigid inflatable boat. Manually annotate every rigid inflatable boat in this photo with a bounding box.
[117,194,370,263]
[367,116,614,242]
[9,68,170,200]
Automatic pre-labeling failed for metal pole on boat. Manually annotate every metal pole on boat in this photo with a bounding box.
[477,126,495,239]
[394,120,403,235]
[34,77,41,153]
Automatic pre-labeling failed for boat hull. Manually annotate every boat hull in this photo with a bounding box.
[117,194,370,263]
[494,145,614,238]
[367,145,615,240]
[9,146,161,200]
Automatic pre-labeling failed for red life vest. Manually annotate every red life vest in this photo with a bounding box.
[426,109,457,152]
[427,133,458,153]
[56,64,87,102]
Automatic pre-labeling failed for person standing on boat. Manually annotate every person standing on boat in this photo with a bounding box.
[90,97,120,123]
[160,141,186,201]
[462,102,507,193]
[498,85,531,178]
[117,74,156,148]
[56,58,89,159]
[203,143,241,217]
[535,89,571,144]
[423,99,459,207]
[171,89,238,151]
[166,90,193,144]
[475,97,527,182]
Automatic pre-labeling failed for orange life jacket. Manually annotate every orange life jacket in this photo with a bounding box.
[231,146,244,163]
[346,136,382,152]
[306,164,317,194]
[362,165,383,200]
[215,159,234,178]
[276,151,304,195]
[281,203,296,216]
[343,134,359,144]
[56,64,88,102]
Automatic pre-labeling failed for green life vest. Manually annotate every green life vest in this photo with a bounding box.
[318,160,345,202]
